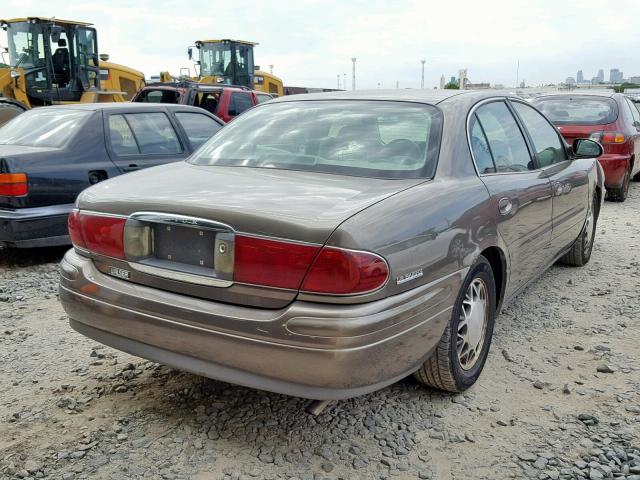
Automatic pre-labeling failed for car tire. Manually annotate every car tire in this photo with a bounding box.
[559,194,598,267]
[607,165,630,202]
[414,255,496,392]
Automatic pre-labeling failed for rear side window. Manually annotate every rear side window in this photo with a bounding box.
[469,115,496,174]
[175,112,222,149]
[108,113,182,155]
[511,101,566,167]
[229,92,253,116]
[534,96,618,125]
[475,102,533,172]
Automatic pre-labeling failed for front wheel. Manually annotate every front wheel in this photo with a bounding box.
[414,255,496,392]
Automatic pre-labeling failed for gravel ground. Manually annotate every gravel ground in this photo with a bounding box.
[1,186,639,480]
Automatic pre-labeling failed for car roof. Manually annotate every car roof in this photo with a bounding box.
[31,103,210,113]
[268,89,520,106]
[141,83,252,93]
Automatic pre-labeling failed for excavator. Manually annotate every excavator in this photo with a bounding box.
[0,17,145,126]
[188,39,283,96]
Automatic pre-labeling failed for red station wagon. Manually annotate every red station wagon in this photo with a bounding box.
[533,92,640,202]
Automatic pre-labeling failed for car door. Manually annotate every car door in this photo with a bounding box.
[105,110,188,173]
[510,100,590,254]
[173,111,224,150]
[469,100,553,294]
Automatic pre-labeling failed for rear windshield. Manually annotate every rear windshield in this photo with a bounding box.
[0,109,91,148]
[533,96,618,125]
[189,100,443,179]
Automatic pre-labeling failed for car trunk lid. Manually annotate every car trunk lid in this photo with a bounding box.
[76,161,422,308]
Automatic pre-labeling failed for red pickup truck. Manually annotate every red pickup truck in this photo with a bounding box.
[132,82,274,123]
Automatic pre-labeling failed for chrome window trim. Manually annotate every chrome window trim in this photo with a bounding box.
[466,96,542,177]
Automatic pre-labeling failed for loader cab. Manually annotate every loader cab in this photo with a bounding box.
[194,39,255,89]
[2,18,100,105]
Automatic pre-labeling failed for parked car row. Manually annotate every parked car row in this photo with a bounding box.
[55,89,606,401]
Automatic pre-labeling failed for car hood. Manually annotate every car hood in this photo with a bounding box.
[78,162,424,244]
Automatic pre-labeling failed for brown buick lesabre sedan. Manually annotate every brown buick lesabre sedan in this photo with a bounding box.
[59,90,605,400]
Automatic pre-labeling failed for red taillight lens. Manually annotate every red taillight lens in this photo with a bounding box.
[68,211,126,258]
[81,214,126,259]
[234,235,320,289]
[590,131,625,144]
[68,210,86,249]
[301,247,389,294]
[0,173,28,196]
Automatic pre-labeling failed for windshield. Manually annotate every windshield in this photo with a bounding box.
[6,21,45,68]
[189,100,443,179]
[533,96,618,125]
[0,109,91,148]
[199,42,254,86]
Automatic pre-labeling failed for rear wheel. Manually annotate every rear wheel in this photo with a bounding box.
[559,194,597,267]
[607,164,630,202]
[414,255,496,392]
[0,102,26,127]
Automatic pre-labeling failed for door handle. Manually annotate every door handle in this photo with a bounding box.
[122,164,140,172]
[498,197,513,216]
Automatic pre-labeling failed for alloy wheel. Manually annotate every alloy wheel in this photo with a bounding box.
[457,278,489,370]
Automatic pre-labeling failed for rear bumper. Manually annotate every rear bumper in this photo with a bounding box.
[597,154,629,189]
[0,204,73,248]
[59,249,461,400]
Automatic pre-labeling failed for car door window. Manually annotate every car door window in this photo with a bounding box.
[475,101,534,172]
[469,114,496,174]
[256,94,273,104]
[125,113,182,155]
[512,101,566,167]
[175,112,222,150]
[229,92,253,116]
[108,114,140,155]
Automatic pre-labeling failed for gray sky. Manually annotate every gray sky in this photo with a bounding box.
[4,0,640,89]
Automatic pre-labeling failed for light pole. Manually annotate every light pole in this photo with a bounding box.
[351,58,356,90]
[343,73,347,91]
[337,74,340,89]
[421,59,426,89]
[269,64,274,74]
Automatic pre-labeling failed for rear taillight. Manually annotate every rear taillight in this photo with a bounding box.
[301,247,389,294]
[233,235,389,294]
[234,235,320,289]
[68,210,86,249]
[0,173,27,196]
[589,131,626,144]
[68,210,125,259]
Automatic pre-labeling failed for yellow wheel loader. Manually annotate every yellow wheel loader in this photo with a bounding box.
[0,17,145,126]
[189,39,283,96]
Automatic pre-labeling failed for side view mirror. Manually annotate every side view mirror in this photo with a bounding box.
[572,138,603,159]
[188,47,193,60]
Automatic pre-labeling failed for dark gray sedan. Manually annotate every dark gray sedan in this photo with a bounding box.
[59,90,605,400]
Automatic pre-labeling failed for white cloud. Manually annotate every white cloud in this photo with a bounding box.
[3,0,640,88]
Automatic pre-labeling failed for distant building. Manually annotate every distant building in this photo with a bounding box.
[565,77,576,85]
[450,76,456,84]
[466,82,491,90]
[440,75,446,89]
[628,76,640,84]
[597,69,604,83]
[610,68,623,83]
[519,80,526,88]
[577,70,584,83]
